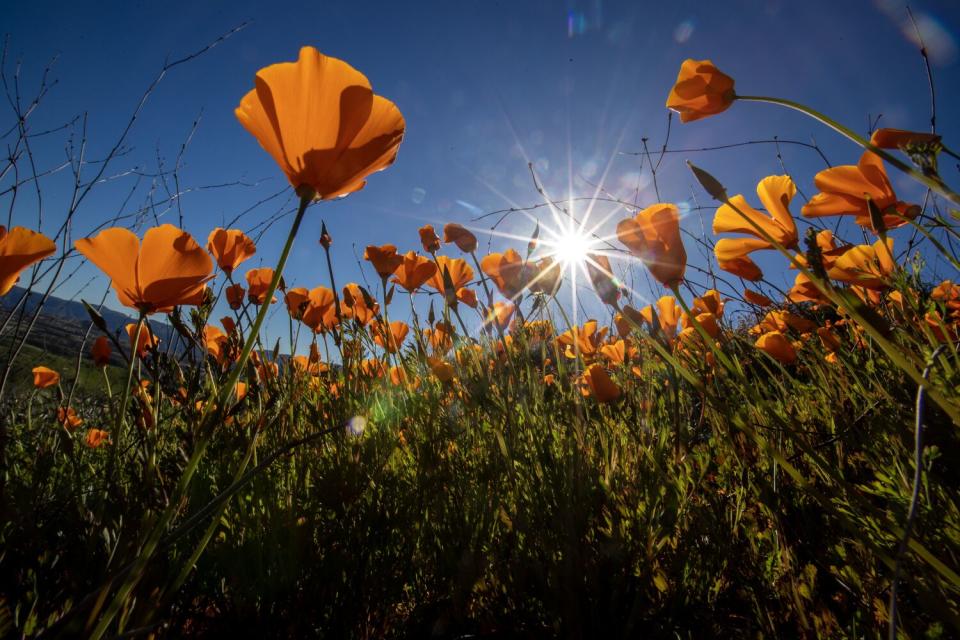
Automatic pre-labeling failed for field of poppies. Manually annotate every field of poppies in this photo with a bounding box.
[2,46,960,638]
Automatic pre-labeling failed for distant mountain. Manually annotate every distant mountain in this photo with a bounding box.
[0,286,181,362]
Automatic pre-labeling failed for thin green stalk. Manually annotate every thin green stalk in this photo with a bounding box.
[736,95,960,206]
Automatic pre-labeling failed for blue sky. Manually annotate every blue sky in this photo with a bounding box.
[5,0,960,346]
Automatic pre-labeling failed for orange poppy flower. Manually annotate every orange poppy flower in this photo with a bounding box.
[743,289,773,307]
[126,322,160,357]
[57,406,83,430]
[419,225,441,253]
[787,273,828,305]
[480,248,530,299]
[245,268,279,304]
[600,339,636,367]
[341,283,379,326]
[0,226,56,296]
[364,244,404,279]
[816,327,841,353]
[75,224,213,314]
[556,320,607,359]
[285,287,310,319]
[586,253,620,307]
[691,289,724,317]
[802,151,920,230]
[755,330,797,364]
[750,310,816,336]
[713,175,798,278]
[423,321,455,354]
[301,286,338,333]
[665,59,735,123]
[427,256,474,297]
[717,255,763,281]
[372,319,409,353]
[870,128,941,150]
[85,428,110,448]
[391,251,437,292]
[443,223,478,253]
[207,228,256,275]
[486,301,515,333]
[32,366,60,389]
[616,203,686,288]
[235,46,405,200]
[203,325,231,366]
[456,287,478,308]
[581,364,621,402]
[428,356,456,383]
[614,305,644,338]
[226,283,245,310]
[529,257,562,296]
[361,358,387,378]
[827,238,896,291]
[639,296,682,341]
[91,336,112,367]
[235,381,248,401]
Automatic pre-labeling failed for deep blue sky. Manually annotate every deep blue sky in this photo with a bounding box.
[5,0,960,344]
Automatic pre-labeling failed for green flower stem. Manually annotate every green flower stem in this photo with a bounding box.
[736,95,960,207]
[88,194,311,640]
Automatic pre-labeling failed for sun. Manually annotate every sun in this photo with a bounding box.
[549,228,594,267]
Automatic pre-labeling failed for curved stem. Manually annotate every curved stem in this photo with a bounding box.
[737,95,960,206]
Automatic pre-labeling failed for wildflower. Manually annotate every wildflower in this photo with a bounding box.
[751,310,816,335]
[481,248,530,299]
[85,429,110,448]
[743,289,772,307]
[235,381,248,401]
[614,305,644,338]
[666,59,735,123]
[32,366,60,389]
[0,226,57,296]
[713,175,799,278]
[581,364,622,402]
[486,301,515,333]
[361,359,387,378]
[640,296,682,341]
[341,283,378,326]
[419,225,441,253]
[203,325,231,366]
[827,238,896,290]
[802,151,920,230]
[126,323,160,357]
[226,283,245,310]
[870,128,941,150]
[301,286,338,333]
[529,257,562,296]
[691,289,724,318]
[364,244,404,279]
[75,225,212,314]
[91,336,112,366]
[787,273,829,305]
[372,319,409,353]
[443,223,478,253]
[586,253,620,306]
[206,228,256,275]
[616,203,686,288]
[57,406,83,430]
[391,251,436,292]
[235,46,405,200]
[246,268,279,304]
[456,287,478,308]
[428,356,456,383]
[557,320,607,359]
[423,321,455,354]
[755,330,797,364]
[285,287,310,319]
[426,256,474,298]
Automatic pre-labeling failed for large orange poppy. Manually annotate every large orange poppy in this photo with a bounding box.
[616,203,686,288]
[665,59,735,123]
[235,46,405,200]
[426,256,474,296]
[0,226,57,296]
[207,228,256,274]
[391,251,437,292]
[74,224,212,314]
